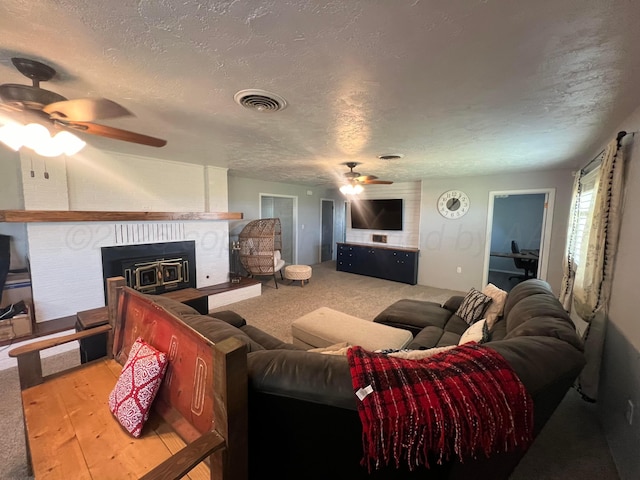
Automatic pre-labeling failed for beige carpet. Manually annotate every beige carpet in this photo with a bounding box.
[0,261,620,479]
[0,348,81,480]
[210,260,463,343]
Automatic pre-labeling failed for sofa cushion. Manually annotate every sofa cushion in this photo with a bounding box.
[442,295,465,313]
[373,299,454,335]
[481,283,508,328]
[408,319,468,349]
[180,314,265,352]
[502,279,556,320]
[455,288,493,325]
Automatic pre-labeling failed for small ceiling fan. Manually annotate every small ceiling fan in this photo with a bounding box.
[0,57,166,148]
[339,162,392,194]
[342,162,393,185]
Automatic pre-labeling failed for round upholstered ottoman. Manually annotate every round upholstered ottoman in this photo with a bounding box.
[284,264,312,287]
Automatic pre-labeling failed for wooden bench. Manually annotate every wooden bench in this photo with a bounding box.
[9,277,248,480]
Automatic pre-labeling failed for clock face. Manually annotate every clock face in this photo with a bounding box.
[437,190,470,219]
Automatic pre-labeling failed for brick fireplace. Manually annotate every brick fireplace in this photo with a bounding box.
[25,221,230,323]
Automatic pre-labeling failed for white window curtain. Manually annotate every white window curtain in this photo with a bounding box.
[558,132,627,401]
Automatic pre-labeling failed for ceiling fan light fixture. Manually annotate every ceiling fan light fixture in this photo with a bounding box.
[340,183,364,195]
[0,122,86,157]
[0,123,25,151]
[53,130,86,155]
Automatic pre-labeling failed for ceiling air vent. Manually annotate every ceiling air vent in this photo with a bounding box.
[377,154,404,160]
[234,89,287,112]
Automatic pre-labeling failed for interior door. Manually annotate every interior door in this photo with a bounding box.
[260,195,296,264]
[320,199,334,262]
[483,189,555,292]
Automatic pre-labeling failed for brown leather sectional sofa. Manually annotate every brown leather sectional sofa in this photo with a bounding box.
[149,279,585,480]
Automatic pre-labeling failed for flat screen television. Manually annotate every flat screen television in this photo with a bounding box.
[350,198,403,230]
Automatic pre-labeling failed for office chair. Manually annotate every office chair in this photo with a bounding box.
[508,240,538,282]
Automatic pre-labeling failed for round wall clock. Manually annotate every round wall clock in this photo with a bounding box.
[437,190,470,219]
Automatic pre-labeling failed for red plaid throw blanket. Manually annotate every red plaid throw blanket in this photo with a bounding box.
[347,343,533,471]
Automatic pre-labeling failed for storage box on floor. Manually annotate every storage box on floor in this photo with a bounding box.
[0,272,33,341]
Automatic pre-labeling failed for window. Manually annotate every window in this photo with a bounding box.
[572,167,600,267]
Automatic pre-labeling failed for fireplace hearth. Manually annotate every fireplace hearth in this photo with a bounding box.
[101,241,196,300]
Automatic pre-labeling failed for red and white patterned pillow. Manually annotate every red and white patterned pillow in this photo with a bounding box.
[108,337,169,437]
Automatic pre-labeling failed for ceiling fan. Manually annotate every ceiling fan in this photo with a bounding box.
[342,161,393,185]
[340,162,393,194]
[0,57,166,148]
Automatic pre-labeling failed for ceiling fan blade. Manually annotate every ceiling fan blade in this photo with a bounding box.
[61,121,167,147]
[44,98,133,122]
[362,180,393,185]
[356,174,378,181]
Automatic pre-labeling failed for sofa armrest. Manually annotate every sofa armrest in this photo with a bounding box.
[8,324,111,358]
[9,325,112,390]
[247,350,356,410]
[208,310,247,328]
[241,324,304,351]
[140,430,226,480]
[443,295,465,312]
[487,337,586,434]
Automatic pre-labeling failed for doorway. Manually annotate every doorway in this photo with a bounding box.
[260,194,297,265]
[483,189,555,291]
[320,199,334,262]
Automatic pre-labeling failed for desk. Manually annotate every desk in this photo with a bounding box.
[490,251,539,281]
[490,251,539,260]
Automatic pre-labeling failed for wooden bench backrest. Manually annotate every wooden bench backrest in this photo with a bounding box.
[112,284,231,442]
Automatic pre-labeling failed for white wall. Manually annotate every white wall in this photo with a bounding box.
[0,147,28,269]
[345,181,421,248]
[15,146,231,322]
[228,176,334,266]
[418,170,574,293]
[598,109,640,480]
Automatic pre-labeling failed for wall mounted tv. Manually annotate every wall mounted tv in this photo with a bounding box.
[350,198,403,230]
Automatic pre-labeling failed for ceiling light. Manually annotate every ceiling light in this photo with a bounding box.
[0,122,86,157]
[340,183,364,195]
[0,124,24,151]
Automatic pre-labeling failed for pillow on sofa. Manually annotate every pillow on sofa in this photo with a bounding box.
[108,337,168,438]
[455,288,493,325]
[481,283,508,328]
[458,319,491,345]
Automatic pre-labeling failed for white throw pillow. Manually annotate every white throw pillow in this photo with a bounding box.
[481,283,508,328]
[458,318,488,345]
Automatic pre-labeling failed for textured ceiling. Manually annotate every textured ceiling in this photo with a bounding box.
[1,0,640,187]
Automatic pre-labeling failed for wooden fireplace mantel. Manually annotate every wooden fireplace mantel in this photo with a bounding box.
[0,210,243,223]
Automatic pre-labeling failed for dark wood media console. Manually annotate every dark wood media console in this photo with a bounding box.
[336,242,419,285]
